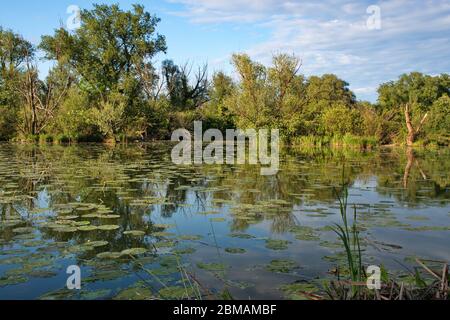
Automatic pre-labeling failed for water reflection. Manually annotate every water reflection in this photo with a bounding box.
[0,143,449,299]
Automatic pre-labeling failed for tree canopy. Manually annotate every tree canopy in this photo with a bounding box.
[0,3,448,147]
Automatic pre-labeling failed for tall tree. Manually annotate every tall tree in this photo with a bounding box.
[378,72,449,145]
[0,28,34,139]
[40,4,167,140]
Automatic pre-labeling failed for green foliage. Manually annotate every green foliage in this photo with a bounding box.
[0,105,18,140]
[90,91,126,142]
[201,72,235,131]
[39,3,167,141]
[0,5,448,145]
[425,94,450,145]
[0,28,34,140]
[377,72,450,145]
[320,103,363,136]
[330,175,364,297]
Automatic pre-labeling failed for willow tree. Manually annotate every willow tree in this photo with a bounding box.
[40,4,167,141]
[0,28,34,138]
[227,53,305,137]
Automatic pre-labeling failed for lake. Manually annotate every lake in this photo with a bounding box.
[0,143,449,300]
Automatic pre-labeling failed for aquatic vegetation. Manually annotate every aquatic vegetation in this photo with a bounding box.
[265,239,291,250]
[123,230,146,237]
[328,178,364,298]
[97,225,120,231]
[77,226,98,232]
[289,226,320,241]
[154,240,176,248]
[265,259,299,273]
[96,252,123,260]
[225,248,246,254]
[153,231,175,237]
[80,289,112,300]
[0,275,28,287]
[172,247,196,255]
[279,282,320,300]
[197,262,228,271]
[39,288,77,300]
[0,144,449,300]
[120,248,147,256]
[158,286,196,300]
[114,287,153,300]
[84,241,109,248]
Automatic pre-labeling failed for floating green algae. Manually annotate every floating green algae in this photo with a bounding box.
[265,239,291,250]
[265,259,299,273]
[158,286,196,300]
[197,262,228,271]
[123,230,146,237]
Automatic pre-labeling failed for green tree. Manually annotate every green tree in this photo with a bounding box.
[425,94,450,144]
[200,71,236,131]
[378,72,450,145]
[0,28,34,139]
[40,4,167,140]
[302,74,356,135]
[227,53,305,137]
[320,103,363,136]
[227,53,271,129]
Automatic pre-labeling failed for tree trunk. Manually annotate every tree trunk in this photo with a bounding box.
[404,104,428,146]
[404,104,415,146]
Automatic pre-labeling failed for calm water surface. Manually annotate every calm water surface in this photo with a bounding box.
[0,143,449,300]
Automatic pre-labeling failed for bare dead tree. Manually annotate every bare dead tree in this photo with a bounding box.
[136,61,166,101]
[404,103,428,146]
[17,50,72,136]
[163,60,209,110]
[180,61,209,108]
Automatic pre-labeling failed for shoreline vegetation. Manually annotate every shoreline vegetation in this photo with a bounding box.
[325,176,449,300]
[0,3,448,149]
[0,3,449,301]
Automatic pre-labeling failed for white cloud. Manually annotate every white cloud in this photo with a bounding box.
[168,0,450,101]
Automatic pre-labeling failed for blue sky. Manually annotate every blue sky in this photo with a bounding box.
[1,0,449,102]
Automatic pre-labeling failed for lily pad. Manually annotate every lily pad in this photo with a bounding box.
[114,287,153,300]
[265,239,291,250]
[265,259,299,273]
[97,225,120,231]
[0,275,28,287]
[77,226,98,232]
[12,227,34,234]
[120,248,147,256]
[96,252,122,260]
[85,241,109,248]
[81,289,112,300]
[123,230,146,237]
[225,248,246,254]
[99,215,121,219]
[158,286,196,300]
[197,262,227,271]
